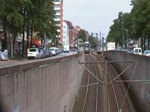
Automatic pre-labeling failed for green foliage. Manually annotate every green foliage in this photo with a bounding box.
[88,36,97,49]
[107,12,131,45]
[107,0,150,46]
[77,29,87,42]
[0,0,58,50]
[107,18,122,44]
[0,0,5,16]
[131,0,150,38]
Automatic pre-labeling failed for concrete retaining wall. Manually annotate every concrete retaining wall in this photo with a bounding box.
[0,53,84,112]
[104,51,150,112]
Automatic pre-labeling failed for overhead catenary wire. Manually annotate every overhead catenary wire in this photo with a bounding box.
[120,55,138,111]
[79,63,104,85]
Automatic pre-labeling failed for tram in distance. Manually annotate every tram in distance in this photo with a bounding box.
[84,41,91,54]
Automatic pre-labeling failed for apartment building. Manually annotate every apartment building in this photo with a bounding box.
[63,20,80,49]
[69,26,78,48]
[53,0,63,44]
[63,20,70,45]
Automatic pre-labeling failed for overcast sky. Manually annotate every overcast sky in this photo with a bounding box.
[63,0,132,37]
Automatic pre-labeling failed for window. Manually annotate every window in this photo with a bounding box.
[55,10,60,13]
[55,15,60,18]
[55,21,60,24]
[54,4,60,8]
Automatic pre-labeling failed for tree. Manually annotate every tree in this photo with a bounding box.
[0,0,58,54]
[25,0,57,48]
[131,0,150,38]
[106,0,150,49]
[77,29,87,42]
[88,35,97,49]
[107,12,132,46]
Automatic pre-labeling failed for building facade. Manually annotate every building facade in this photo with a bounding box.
[69,26,78,48]
[62,20,70,45]
[53,0,63,44]
[62,20,79,49]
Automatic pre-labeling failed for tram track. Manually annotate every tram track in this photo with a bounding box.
[107,62,136,112]
[73,53,103,112]
[95,52,136,112]
[82,54,99,112]
[72,52,136,112]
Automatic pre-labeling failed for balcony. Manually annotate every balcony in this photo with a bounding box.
[54,2,60,5]
[55,12,60,15]
[54,18,60,21]
[54,7,60,10]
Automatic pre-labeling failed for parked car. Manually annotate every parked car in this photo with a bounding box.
[50,47,57,56]
[38,48,46,58]
[27,48,40,59]
[55,48,60,55]
[143,50,150,56]
[44,48,52,57]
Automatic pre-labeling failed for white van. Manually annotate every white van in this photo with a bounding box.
[63,44,70,53]
[132,47,142,55]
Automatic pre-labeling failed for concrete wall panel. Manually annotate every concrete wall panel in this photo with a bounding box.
[0,53,84,112]
[104,51,150,112]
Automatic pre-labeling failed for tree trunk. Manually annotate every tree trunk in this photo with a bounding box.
[2,17,7,51]
[22,7,26,54]
[30,27,33,47]
[26,23,30,50]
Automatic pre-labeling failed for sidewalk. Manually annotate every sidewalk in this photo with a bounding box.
[0,56,27,67]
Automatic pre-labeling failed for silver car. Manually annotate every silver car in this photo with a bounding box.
[143,50,150,56]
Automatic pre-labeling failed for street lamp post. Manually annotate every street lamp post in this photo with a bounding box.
[122,22,125,48]
[126,29,128,49]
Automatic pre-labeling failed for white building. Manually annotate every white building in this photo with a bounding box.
[53,0,63,43]
[62,20,70,52]
[62,20,69,45]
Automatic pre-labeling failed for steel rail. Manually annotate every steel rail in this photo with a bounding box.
[109,63,136,112]
[120,61,138,112]
[91,55,99,112]
[81,54,100,112]
[82,55,90,112]
[79,64,104,84]
[108,62,135,85]
[82,57,90,112]
[108,72,120,112]
[95,51,135,112]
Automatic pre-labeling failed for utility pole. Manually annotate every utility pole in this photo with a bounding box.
[44,33,46,47]
[102,37,104,56]
[104,57,108,112]
[126,29,128,49]
[122,22,125,48]
[100,31,102,52]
